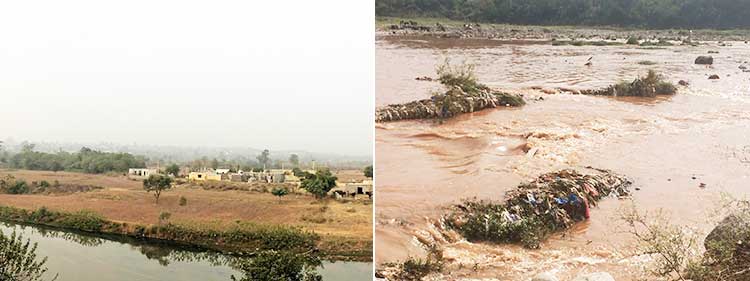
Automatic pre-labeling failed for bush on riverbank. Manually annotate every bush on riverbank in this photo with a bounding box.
[581,70,677,97]
[0,205,319,254]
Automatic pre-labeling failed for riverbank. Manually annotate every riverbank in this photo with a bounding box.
[377,16,750,43]
[0,169,372,261]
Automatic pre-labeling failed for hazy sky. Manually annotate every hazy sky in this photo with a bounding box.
[0,1,373,157]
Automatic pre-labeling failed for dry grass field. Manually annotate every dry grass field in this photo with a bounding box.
[0,169,372,257]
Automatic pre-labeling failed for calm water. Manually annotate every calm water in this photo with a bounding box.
[0,222,372,281]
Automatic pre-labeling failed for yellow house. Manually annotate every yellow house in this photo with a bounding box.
[188,172,222,181]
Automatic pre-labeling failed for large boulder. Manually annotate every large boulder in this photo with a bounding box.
[703,213,750,280]
[695,56,714,65]
[705,213,750,257]
[572,272,615,281]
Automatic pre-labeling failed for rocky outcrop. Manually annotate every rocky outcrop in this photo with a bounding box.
[705,213,750,257]
[701,212,750,281]
[695,56,714,65]
[375,88,525,122]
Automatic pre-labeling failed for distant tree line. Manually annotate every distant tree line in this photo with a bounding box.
[376,0,750,29]
[5,144,146,174]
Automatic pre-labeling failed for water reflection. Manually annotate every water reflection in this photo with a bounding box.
[0,222,370,281]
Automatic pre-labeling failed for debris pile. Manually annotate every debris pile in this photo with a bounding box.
[376,88,524,122]
[444,168,631,248]
[579,70,677,97]
[376,60,524,122]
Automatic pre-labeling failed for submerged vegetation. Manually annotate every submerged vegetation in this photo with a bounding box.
[376,60,524,122]
[445,169,631,248]
[378,246,444,281]
[580,70,677,97]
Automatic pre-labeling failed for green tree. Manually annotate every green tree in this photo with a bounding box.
[301,169,337,199]
[289,154,300,167]
[0,230,56,281]
[257,149,270,170]
[363,165,373,178]
[210,158,219,170]
[271,187,289,202]
[143,174,173,204]
[7,145,145,174]
[165,164,180,177]
[292,167,307,178]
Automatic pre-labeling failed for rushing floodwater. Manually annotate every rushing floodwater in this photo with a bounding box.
[0,222,371,281]
[376,35,750,280]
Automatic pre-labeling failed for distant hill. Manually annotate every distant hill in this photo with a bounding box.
[376,0,750,29]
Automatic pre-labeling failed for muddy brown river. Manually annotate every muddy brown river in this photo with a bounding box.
[375,35,750,280]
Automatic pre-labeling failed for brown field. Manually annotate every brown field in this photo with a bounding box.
[0,169,372,257]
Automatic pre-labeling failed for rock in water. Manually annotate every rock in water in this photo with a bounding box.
[532,272,559,281]
[695,56,714,65]
[572,272,615,281]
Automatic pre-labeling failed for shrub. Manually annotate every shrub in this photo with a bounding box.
[271,187,289,201]
[179,196,187,206]
[584,70,677,97]
[0,175,30,194]
[626,36,639,44]
[158,212,172,225]
[436,59,487,94]
[391,256,443,281]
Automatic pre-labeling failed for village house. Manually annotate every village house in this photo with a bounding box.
[188,171,222,181]
[331,179,373,200]
[128,168,158,179]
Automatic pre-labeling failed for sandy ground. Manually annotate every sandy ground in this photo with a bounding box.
[0,169,372,252]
